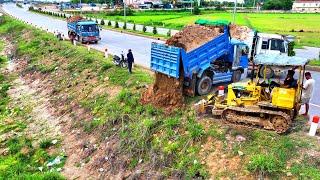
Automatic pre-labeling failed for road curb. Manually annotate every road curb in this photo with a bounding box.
[306,65,320,72]
[101,27,167,41]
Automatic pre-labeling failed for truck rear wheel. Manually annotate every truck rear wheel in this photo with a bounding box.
[232,70,242,82]
[196,75,212,96]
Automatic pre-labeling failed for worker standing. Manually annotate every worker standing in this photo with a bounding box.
[127,49,134,74]
[301,72,315,116]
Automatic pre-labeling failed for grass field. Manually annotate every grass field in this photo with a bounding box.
[85,11,320,47]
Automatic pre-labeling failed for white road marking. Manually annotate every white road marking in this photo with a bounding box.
[310,103,320,108]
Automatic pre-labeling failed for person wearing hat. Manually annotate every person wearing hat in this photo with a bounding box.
[127,49,134,74]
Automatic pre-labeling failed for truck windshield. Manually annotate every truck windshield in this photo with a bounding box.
[270,39,285,52]
[81,25,98,32]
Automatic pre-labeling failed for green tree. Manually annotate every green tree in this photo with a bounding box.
[263,0,293,10]
[100,19,105,25]
[193,3,201,15]
[152,26,157,34]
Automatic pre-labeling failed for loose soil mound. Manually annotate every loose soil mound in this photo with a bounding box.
[141,73,184,113]
[166,24,223,52]
[67,15,84,23]
[229,24,251,41]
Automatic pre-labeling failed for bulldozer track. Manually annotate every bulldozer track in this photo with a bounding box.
[222,106,291,134]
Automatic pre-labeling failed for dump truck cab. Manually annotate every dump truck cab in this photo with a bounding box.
[245,31,295,78]
[67,19,101,43]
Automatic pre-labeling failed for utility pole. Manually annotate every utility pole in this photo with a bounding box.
[124,0,126,23]
[232,0,237,24]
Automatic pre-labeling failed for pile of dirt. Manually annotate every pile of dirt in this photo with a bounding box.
[229,24,252,41]
[166,24,223,52]
[67,15,84,23]
[141,73,184,113]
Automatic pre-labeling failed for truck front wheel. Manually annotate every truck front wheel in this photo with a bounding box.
[259,65,274,79]
[196,75,212,96]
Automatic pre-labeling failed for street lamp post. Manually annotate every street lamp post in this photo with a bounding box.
[232,0,237,24]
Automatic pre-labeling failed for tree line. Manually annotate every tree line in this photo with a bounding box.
[69,0,294,10]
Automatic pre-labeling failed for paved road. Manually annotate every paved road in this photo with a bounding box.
[2,3,162,68]
[2,3,320,120]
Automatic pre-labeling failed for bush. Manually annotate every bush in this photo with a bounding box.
[288,41,296,56]
[28,6,34,11]
[63,14,66,18]
[152,26,157,34]
[142,25,147,33]
[123,22,127,30]
[115,21,119,28]
[167,29,171,37]
[133,23,136,31]
[193,5,201,15]
[120,7,134,16]
[95,19,99,24]
[108,20,112,26]
[100,19,105,25]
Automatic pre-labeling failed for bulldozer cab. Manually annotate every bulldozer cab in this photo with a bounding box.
[253,54,309,110]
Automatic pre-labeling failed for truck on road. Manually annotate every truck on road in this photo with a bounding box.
[150,25,249,96]
[67,16,101,44]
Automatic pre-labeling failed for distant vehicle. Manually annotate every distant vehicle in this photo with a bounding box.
[163,3,173,9]
[67,17,101,44]
[89,3,96,7]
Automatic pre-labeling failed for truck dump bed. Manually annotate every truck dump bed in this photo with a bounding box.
[150,26,230,79]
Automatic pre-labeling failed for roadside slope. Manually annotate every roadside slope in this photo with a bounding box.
[1,15,319,179]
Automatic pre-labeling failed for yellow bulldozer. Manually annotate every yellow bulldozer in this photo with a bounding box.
[197,54,309,133]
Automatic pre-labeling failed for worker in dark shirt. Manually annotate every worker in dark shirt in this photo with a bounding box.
[127,49,134,74]
[283,70,297,88]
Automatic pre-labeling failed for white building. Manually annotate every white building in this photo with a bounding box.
[292,0,320,12]
[203,0,245,4]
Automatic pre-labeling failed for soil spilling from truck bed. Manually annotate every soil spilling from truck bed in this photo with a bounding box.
[141,24,251,113]
[141,73,184,113]
[229,24,251,41]
[67,15,84,23]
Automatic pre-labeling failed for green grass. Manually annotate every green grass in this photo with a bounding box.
[84,10,320,47]
[1,15,208,178]
[0,16,65,179]
[309,59,320,66]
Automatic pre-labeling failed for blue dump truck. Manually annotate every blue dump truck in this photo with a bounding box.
[67,16,101,44]
[150,25,249,96]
